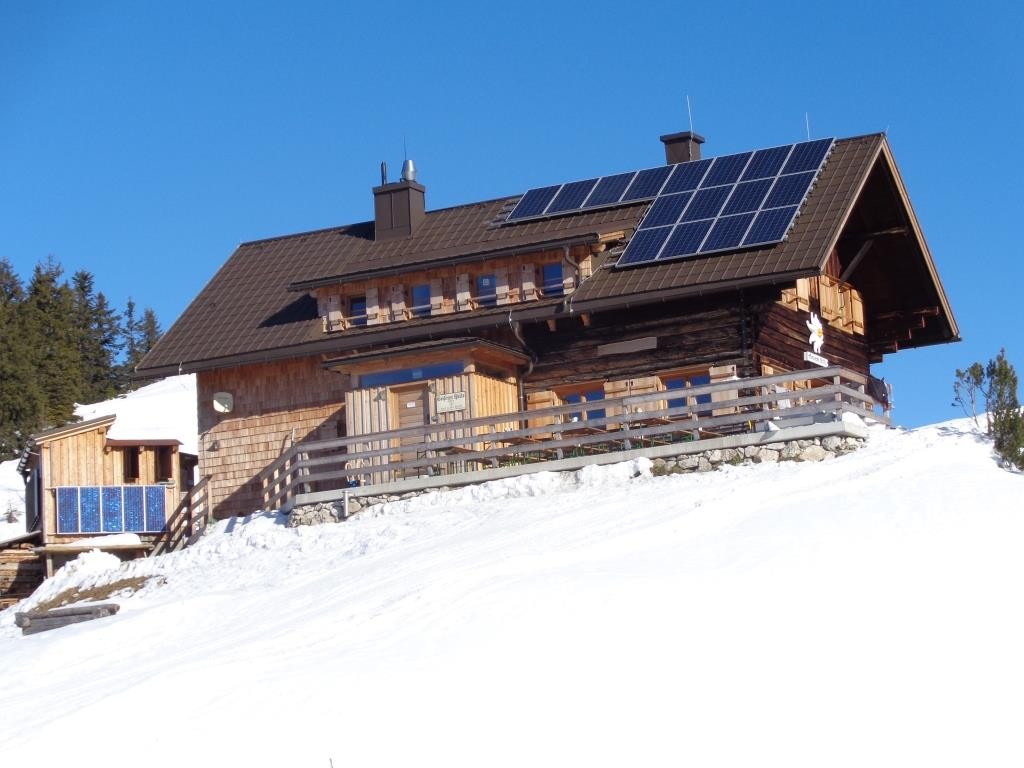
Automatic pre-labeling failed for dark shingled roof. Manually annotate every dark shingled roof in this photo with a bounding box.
[138,134,895,375]
[573,134,883,308]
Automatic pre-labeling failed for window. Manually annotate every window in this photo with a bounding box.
[561,387,606,424]
[663,372,712,415]
[542,263,564,297]
[155,445,174,482]
[359,360,465,388]
[349,295,367,327]
[476,275,497,307]
[410,284,431,318]
[123,447,140,482]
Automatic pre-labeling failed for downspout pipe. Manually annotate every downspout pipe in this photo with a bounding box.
[509,312,537,420]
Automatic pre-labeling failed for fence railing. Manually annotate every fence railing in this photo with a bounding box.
[151,475,211,555]
[259,367,886,510]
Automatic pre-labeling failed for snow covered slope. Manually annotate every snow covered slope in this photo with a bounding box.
[0,420,1021,767]
[0,460,26,542]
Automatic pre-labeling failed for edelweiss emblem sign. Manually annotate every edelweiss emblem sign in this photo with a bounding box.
[806,312,825,354]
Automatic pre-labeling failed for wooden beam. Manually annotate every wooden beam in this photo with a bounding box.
[840,239,875,283]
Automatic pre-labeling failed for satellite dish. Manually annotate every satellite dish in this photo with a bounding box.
[212,392,234,414]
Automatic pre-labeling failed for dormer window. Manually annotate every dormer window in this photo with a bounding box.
[349,295,368,327]
[410,284,431,318]
[476,275,497,308]
[542,263,564,297]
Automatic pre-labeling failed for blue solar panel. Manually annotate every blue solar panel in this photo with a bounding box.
[622,166,673,200]
[547,179,599,213]
[701,152,752,188]
[502,137,833,263]
[781,138,833,174]
[741,145,792,181]
[743,206,799,245]
[700,212,756,252]
[145,486,166,532]
[57,487,78,533]
[616,137,834,267]
[661,158,713,194]
[125,486,145,531]
[617,227,671,265]
[96,487,118,533]
[584,172,636,207]
[506,185,560,220]
[641,192,692,228]
[722,178,773,215]
[764,171,815,208]
[681,186,731,222]
[658,220,714,260]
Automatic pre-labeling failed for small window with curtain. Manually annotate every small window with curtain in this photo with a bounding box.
[560,386,606,424]
[661,371,712,416]
[349,295,367,327]
[410,284,431,318]
[476,275,497,307]
[542,263,564,297]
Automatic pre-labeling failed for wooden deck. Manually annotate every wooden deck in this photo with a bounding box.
[260,367,887,511]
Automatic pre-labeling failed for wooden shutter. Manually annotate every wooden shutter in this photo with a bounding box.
[520,263,536,300]
[365,287,380,325]
[390,284,406,321]
[495,267,510,305]
[430,278,443,313]
[709,364,739,416]
[456,273,471,310]
[326,294,342,331]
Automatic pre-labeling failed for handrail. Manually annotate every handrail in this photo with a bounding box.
[258,367,886,510]
[151,475,212,555]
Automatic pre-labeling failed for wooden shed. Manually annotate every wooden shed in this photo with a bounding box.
[14,413,197,578]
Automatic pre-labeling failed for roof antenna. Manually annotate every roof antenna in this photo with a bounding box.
[805,112,811,141]
[686,95,694,134]
[380,161,388,186]
[400,133,417,182]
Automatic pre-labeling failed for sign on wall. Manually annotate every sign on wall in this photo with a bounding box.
[436,391,467,414]
[804,312,829,367]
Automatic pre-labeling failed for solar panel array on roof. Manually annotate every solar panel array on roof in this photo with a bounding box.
[616,138,833,267]
[502,137,834,267]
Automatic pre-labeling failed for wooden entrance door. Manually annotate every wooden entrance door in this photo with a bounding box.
[394,385,429,477]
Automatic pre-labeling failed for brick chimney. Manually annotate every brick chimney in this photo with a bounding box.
[373,160,425,241]
[659,131,706,164]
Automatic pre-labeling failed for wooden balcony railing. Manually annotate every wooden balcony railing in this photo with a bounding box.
[259,367,887,511]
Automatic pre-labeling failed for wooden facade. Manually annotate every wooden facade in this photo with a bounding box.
[139,131,958,519]
[11,415,198,585]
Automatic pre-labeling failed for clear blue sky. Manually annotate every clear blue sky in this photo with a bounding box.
[2,1,1021,427]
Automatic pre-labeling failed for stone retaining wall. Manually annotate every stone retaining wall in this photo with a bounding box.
[285,434,866,528]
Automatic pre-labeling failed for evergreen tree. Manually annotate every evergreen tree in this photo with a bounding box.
[72,270,121,403]
[139,307,162,357]
[954,350,1024,471]
[117,299,162,388]
[21,257,84,427]
[0,258,45,459]
[985,350,1024,470]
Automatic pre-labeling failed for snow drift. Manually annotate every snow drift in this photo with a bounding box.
[0,420,1022,767]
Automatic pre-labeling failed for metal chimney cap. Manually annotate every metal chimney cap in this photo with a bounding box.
[401,158,417,182]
